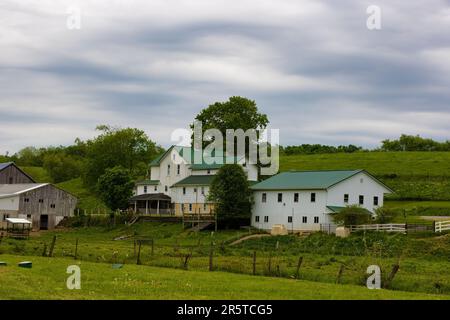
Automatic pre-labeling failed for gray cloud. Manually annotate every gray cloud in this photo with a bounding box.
[0,0,449,153]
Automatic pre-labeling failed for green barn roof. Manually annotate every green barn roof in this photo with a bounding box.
[171,175,215,187]
[135,179,159,186]
[149,145,244,170]
[251,170,365,190]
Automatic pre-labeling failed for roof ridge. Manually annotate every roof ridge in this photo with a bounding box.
[283,169,363,173]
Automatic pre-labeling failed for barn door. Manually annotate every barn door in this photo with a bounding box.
[40,215,49,230]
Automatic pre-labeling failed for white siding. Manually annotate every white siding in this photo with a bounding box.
[0,196,20,211]
[327,171,390,213]
[171,186,210,204]
[251,190,330,232]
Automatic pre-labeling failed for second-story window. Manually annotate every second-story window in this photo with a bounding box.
[373,196,379,206]
[294,193,299,203]
[344,194,349,203]
[144,186,147,194]
[167,164,171,176]
[278,193,283,203]
[311,193,316,202]
[183,187,186,195]
[177,164,181,175]
[262,193,267,203]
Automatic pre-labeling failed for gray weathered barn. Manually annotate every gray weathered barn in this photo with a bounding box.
[0,162,77,230]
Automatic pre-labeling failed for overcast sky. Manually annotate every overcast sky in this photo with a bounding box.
[1,0,449,153]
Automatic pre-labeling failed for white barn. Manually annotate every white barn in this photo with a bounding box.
[250,170,392,232]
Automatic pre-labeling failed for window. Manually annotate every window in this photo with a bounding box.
[262,193,267,203]
[181,204,185,212]
[314,216,319,224]
[255,216,260,222]
[201,187,205,195]
[344,194,349,203]
[177,164,181,175]
[264,216,269,223]
[38,199,44,203]
[50,204,56,209]
[302,216,307,223]
[207,169,211,174]
[165,186,168,192]
[183,187,186,195]
[8,177,13,184]
[24,198,30,203]
[3,214,9,221]
[288,216,293,223]
[27,214,31,220]
[144,186,147,194]
[189,204,193,212]
[359,195,364,205]
[154,186,157,191]
[167,164,171,175]
[311,193,316,202]
[294,193,299,203]
[373,196,379,206]
[194,188,197,193]
[278,193,283,203]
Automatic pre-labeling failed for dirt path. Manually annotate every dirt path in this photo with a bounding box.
[229,233,270,246]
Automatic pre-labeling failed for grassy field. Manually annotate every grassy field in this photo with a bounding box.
[2,223,450,297]
[21,166,52,183]
[0,254,447,300]
[281,152,450,201]
[56,178,108,212]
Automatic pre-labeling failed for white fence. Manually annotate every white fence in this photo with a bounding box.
[435,220,450,233]
[350,224,406,233]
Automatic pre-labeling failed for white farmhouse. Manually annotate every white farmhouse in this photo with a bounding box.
[250,170,392,232]
[129,146,258,216]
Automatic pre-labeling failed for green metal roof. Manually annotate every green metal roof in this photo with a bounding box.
[150,145,244,170]
[135,180,159,186]
[251,170,364,190]
[149,147,174,167]
[326,206,346,213]
[171,175,215,187]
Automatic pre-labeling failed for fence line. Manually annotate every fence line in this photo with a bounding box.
[435,220,450,233]
[350,224,406,233]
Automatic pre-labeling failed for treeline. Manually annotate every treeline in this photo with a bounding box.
[281,135,450,155]
[280,144,363,155]
[381,134,450,152]
[2,125,163,186]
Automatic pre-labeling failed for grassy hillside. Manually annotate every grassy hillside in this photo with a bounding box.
[20,166,52,183]
[280,152,450,201]
[56,178,108,212]
[1,255,443,300]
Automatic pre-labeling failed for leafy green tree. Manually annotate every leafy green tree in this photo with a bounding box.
[84,125,162,186]
[191,96,269,149]
[42,153,83,183]
[208,164,253,228]
[97,166,134,210]
[331,205,372,226]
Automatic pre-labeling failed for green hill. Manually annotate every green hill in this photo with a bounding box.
[280,152,450,201]
[56,178,108,212]
[20,166,52,183]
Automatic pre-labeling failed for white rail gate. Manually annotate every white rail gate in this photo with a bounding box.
[435,220,450,233]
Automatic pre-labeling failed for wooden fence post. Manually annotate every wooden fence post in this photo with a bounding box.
[252,251,257,275]
[295,256,303,279]
[209,242,214,271]
[383,264,400,289]
[336,264,345,284]
[48,235,57,257]
[42,243,47,257]
[74,238,78,260]
[136,241,142,265]
[133,240,136,257]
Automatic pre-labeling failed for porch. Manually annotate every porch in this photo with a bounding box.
[129,193,174,215]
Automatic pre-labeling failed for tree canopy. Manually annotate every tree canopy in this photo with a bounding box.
[97,166,134,211]
[330,205,372,226]
[208,164,253,228]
